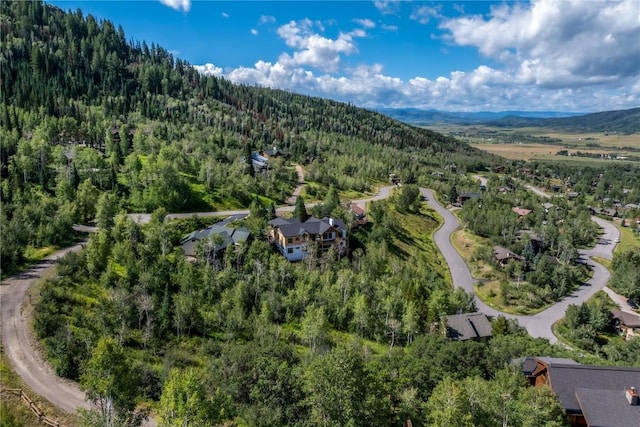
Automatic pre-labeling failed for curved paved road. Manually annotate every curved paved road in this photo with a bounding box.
[0,178,395,421]
[0,178,620,421]
[444,180,621,343]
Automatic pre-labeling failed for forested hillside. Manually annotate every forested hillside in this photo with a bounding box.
[0,1,494,274]
[0,3,588,427]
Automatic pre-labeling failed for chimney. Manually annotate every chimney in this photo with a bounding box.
[329,218,334,227]
[626,387,639,405]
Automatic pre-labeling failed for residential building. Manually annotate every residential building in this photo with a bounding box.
[612,309,640,341]
[521,356,640,427]
[493,246,524,268]
[457,192,481,205]
[512,206,532,217]
[181,224,251,259]
[350,203,366,224]
[269,216,348,261]
[259,146,286,159]
[445,313,493,341]
[251,146,286,170]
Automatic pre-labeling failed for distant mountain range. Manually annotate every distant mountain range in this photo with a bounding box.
[378,107,640,134]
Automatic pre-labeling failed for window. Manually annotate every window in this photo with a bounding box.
[287,237,293,243]
[287,248,293,254]
[323,232,334,240]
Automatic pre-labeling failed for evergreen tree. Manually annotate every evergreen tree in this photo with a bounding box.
[293,196,309,222]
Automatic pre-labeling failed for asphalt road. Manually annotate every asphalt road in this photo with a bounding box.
[0,179,621,420]
[423,184,621,343]
[0,180,396,421]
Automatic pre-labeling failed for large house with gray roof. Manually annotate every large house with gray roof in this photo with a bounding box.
[269,216,348,261]
[522,356,640,427]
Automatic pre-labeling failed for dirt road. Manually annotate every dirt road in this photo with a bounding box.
[1,242,91,413]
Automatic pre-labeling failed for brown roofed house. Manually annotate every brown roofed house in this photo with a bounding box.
[612,309,640,341]
[350,203,366,222]
[493,246,523,268]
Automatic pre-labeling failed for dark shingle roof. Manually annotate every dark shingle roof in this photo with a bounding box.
[547,363,640,420]
[269,217,297,227]
[445,313,492,341]
[181,225,250,257]
[493,246,523,262]
[270,216,345,237]
[303,216,331,235]
[277,222,305,238]
[576,388,640,427]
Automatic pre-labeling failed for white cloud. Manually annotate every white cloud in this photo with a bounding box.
[353,18,375,29]
[221,12,229,18]
[193,63,223,77]
[251,29,258,36]
[195,53,639,112]
[440,0,640,88]
[260,15,276,24]
[373,0,401,15]
[159,0,190,12]
[410,5,441,24]
[276,19,360,72]
[193,0,639,112]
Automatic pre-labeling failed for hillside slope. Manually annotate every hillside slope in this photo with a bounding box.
[0,1,480,156]
[0,0,495,272]
[487,107,640,133]
[381,107,640,133]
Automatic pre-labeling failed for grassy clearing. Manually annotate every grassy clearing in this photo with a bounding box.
[429,124,640,149]
[427,123,640,162]
[450,229,566,315]
[614,222,640,255]
[450,230,515,312]
[592,256,612,271]
[471,143,638,163]
[388,203,450,283]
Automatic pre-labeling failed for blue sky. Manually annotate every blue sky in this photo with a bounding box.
[48,1,640,112]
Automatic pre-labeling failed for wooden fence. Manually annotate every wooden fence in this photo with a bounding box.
[1,387,68,427]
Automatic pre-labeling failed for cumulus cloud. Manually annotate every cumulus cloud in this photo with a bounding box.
[193,63,223,77]
[159,0,190,12]
[440,0,640,88]
[193,0,639,112]
[276,19,360,72]
[251,29,258,36]
[221,12,229,18]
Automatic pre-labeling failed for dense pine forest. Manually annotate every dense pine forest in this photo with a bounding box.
[0,0,493,275]
[3,2,640,427]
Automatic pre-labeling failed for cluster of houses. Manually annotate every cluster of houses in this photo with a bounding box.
[446,312,640,426]
[251,146,286,170]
